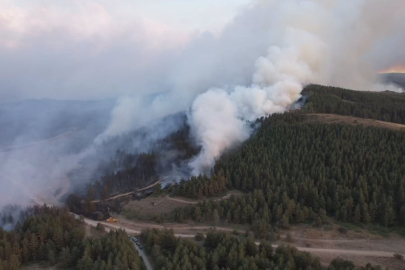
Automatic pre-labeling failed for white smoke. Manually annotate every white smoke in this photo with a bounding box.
[187,26,323,174]
[186,0,405,174]
[2,0,404,187]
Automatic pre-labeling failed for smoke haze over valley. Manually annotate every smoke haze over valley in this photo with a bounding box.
[1,0,405,209]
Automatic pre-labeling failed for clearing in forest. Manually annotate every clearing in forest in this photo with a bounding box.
[305,114,405,130]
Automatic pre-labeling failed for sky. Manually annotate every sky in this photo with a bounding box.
[0,0,404,102]
[0,0,253,101]
[9,0,251,33]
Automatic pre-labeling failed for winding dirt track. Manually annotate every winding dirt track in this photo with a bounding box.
[165,191,242,204]
[132,240,153,270]
[268,245,401,258]
[91,191,135,203]
[85,190,405,260]
[80,215,404,258]
[137,181,161,192]
[91,181,162,203]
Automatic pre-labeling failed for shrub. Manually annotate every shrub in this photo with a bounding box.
[194,233,205,241]
[394,253,403,260]
[338,227,348,234]
[96,223,106,232]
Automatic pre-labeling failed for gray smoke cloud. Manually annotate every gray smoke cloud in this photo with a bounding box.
[0,99,115,207]
[106,0,405,175]
[1,0,405,206]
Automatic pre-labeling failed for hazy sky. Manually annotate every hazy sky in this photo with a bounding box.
[0,0,253,101]
[1,0,404,102]
[10,0,251,33]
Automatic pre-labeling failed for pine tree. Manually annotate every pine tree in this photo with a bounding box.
[212,209,220,226]
[60,247,71,268]
[9,254,21,270]
[29,234,39,261]
[354,205,361,223]
[53,227,64,251]
[48,249,56,265]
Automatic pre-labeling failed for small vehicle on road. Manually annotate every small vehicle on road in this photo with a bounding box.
[130,237,138,243]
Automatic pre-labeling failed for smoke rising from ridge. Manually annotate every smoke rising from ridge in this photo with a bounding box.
[1,0,405,207]
[98,0,405,175]
[185,0,405,174]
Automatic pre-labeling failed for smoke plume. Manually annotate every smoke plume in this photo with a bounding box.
[1,0,405,205]
[185,0,405,174]
[100,0,405,175]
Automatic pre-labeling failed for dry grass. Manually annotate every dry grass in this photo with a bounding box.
[123,195,188,217]
[305,114,405,131]
[122,190,244,218]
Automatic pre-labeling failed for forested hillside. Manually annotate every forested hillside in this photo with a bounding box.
[172,95,405,227]
[80,124,199,202]
[302,84,405,124]
[0,206,145,270]
[141,229,384,270]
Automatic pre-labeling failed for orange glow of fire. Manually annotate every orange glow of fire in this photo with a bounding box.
[379,65,405,74]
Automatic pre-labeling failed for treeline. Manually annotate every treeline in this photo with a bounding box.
[172,113,405,227]
[141,229,385,270]
[302,84,405,124]
[0,205,145,270]
[174,190,324,235]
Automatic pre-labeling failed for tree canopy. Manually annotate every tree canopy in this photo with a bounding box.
[0,205,145,270]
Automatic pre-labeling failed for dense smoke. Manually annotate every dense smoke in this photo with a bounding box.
[178,0,405,174]
[0,100,115,207]
[100,0,405,175]
[1,0,405,207]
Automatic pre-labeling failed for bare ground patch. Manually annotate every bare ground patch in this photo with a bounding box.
[305,114,405,131]
[122,195,187,218]
[121,190,244,218]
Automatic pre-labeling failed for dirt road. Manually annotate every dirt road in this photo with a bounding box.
[165,191,242,204]
[79,215,405,260]
[91,191,135,203]
[137,180,161,192]
[91,181,162,203]
[131,240,153,270]
[269,244,401,258]
[81,216,195,238]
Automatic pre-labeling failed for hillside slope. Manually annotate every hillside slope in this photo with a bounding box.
[172,86,405,229]
[302,84,405,124]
